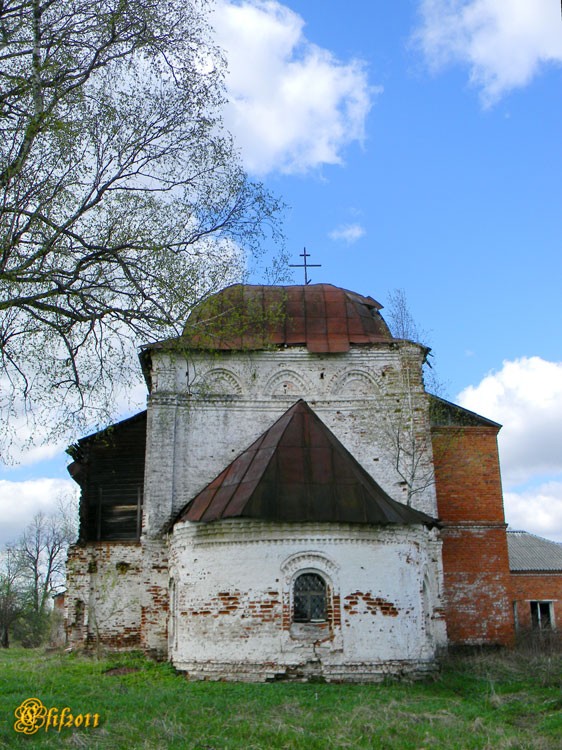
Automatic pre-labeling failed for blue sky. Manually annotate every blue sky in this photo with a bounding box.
[1,0,562,543]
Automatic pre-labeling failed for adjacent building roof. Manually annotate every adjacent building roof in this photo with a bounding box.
[507,530,562,572]
[429,395,501,429]
[176,400,438,528]
[148,284,394,355]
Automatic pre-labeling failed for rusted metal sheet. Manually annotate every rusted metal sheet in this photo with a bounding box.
[151,284,393,354]
[177,400,438,528]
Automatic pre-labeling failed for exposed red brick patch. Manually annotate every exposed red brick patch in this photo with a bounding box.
[343,592,399,617]
[186,590,282,626]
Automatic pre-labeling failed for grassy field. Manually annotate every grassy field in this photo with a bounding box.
[0,647,560,749]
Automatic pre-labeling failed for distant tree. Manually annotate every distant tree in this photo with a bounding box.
[1,499,77,647]
[18,512,73,611]
[0,0,285,458]
[0,546,25,648]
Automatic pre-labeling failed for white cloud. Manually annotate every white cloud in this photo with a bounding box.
[3,434,66,468]
[458,357,562,542]
[1,373,147,468]
[415,0,562,104]
[0,478,78,546]
[328,223,366,244]
[213,1,376,174]
[505,482,562,543]
[458,357,562,486]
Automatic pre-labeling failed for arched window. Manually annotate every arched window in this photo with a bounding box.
[293,573,327,622]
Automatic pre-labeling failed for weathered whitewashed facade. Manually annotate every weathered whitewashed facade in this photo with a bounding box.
[66,283,515,680]
[169,521,444,680]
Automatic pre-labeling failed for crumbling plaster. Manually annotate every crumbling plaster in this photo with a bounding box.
[168,519,446,681]
[65,543,143,648]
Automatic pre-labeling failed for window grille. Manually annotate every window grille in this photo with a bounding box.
[293,573,327,622]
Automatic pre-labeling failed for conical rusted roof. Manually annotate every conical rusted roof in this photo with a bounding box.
[179,284,393,353]
[176,400,438,527]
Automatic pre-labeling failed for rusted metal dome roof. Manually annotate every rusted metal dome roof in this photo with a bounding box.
[181,284,393,353]
[176,400,438,528]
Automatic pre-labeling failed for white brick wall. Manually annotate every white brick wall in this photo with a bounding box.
[144,343,438,538]
[66,336,447,679]
[169,519,446,681]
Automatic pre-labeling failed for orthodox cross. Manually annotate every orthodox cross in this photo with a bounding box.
[289,248,321,285]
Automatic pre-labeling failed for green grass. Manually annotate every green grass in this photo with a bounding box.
[0,648,560,749]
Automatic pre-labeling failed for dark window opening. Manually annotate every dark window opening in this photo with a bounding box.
[530,601,552,630]
[293,573,327,622]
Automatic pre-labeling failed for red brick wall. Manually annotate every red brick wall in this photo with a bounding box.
[432,426,514,646]
[511,573,562,631]
[140,539,169,657]
[65,542,143,648]
[432,427,506,525]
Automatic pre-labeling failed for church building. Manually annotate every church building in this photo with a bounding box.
[65,283,520,681]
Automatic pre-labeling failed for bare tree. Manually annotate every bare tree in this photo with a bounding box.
[380,351,437,506]
[382,289,448,505]
[0,0,285,457]
[18,512,74,618]
[385,288,447,397]
[1,499,77,646]
[385,288,428,344]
